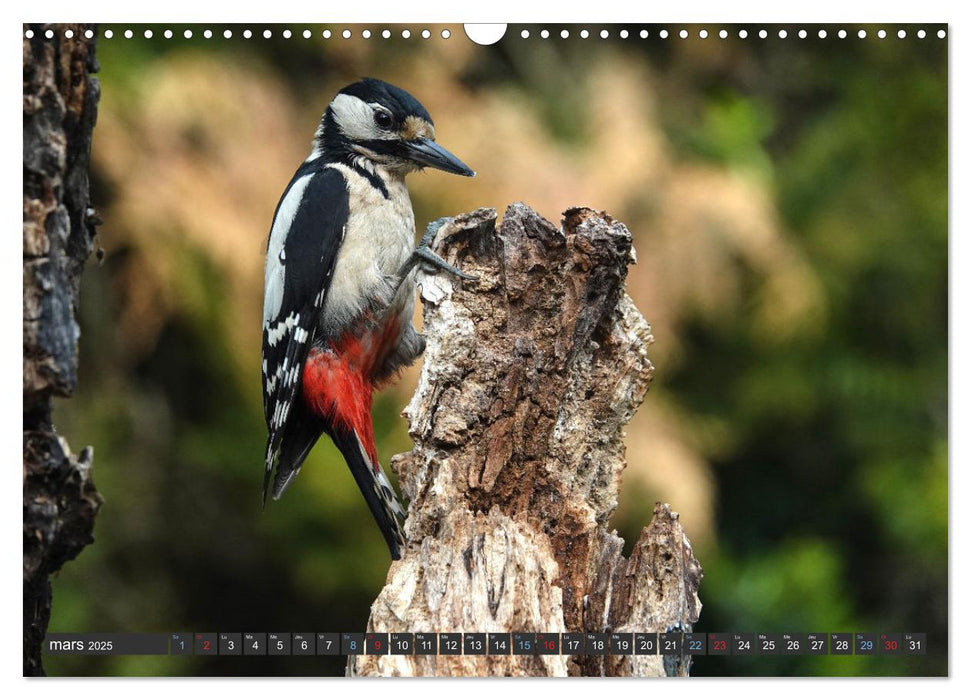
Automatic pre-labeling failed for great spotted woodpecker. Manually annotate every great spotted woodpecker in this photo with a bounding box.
[261,78,475,559]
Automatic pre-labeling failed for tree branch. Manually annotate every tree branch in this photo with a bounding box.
[23,23,102,676]
[348,204,702,677]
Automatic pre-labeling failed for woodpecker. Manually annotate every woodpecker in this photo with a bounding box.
[261,78,474,560]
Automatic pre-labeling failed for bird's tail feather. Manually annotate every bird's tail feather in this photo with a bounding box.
[328,426,407,560]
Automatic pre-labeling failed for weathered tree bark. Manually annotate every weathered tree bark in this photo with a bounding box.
[348,204,702,677]
[23,24,102,676]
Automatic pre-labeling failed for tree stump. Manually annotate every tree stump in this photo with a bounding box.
[348,204,703,677]
[23,24,102,676]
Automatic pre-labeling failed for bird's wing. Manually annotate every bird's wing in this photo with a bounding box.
[261,164,349,502]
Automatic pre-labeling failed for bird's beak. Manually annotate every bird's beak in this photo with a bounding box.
[403,138,475,177]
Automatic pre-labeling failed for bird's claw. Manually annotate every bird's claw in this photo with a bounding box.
[414,245,478,280]
[406,217,479,281]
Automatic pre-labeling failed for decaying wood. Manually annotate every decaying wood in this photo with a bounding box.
[348,204,702,677]
[23,24,102,676]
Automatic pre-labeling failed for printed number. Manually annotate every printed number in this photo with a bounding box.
[543,640,556,651]
[713,640,727,651]
[325,640,333,650]
[470,639,483,650]
[909,640,922,651]
[227,640,235,650]
[566,640,580,651]
[860,640,873,651]
[883,640,898,651]
[592,640,605,650]
[811,640,824,651]
[664,640,677,651]
[203,641,211,651]
[349,641,357,651]
[835,640,848,651]
[787,640,800,651]
[688,640,702,651]
[762,639,775,651]
[737,640,751,651]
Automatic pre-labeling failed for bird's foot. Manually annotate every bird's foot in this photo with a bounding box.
[399,218,478,282]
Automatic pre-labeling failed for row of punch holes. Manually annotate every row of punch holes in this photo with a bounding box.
[24,26,948,42]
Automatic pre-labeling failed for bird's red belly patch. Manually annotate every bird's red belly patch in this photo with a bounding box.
[301,316,401,465]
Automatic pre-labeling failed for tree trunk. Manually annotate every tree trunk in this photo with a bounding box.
[348,204,703,677]
[23,23,102,677]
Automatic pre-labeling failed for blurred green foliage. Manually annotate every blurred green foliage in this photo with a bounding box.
[44,24,946,677]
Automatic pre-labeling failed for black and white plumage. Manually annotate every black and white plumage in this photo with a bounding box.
[261,78,474,559]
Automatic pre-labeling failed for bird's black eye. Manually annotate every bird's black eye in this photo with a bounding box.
[373,110,393,130]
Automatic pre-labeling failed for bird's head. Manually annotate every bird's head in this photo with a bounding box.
[315,78,475,178]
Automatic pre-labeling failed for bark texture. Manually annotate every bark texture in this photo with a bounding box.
[348,204,702,677]
[23,24,102,676]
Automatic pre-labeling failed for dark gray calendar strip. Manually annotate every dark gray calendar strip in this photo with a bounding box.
[47,632,927,656]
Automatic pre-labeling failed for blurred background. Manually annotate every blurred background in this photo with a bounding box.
[45,24,947,676]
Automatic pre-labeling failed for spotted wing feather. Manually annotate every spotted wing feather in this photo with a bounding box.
[262,164,349,503]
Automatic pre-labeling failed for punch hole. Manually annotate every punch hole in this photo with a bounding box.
[463,24,507,45]
[759,29,767,39]
[302,30,310,39]
[204,29,213,39]
[381,29,390,39]
[619,29,629,39]
[858,29,867,38]
[560,30,569,39]
[679,29,688,39]
[719,29,728,39]
[65,29,74,38]
[699,29,708,39]
[541,29,550,39]
[580,29,589,39]
[520,29,529,39]
[918,29,926,38]
[739,29,748,38]
[798,29,807,38]
[877,29,886,39]
[937,29,946,38]
[227,30,235,39]
[778,29,788,38]
[144,30,153,38]
[421,29,430,39]
[641,29,649,38]
[24,29,34,39]
[659,29,668,39]
[897,30,906,39]
[818,29,827,39]
[362,30,372,39]
[124,29,132,39]
[104,29,113,39]
[262,29,271,39]
[85,29,93,39]
[342,30,352,39]
[282,29,291,39]
[839,29,847,38]
[45,28,54,39]
[442,29,451,39]
[599,29,608,39]
[402,29,411,39]
[243,29,252,39]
